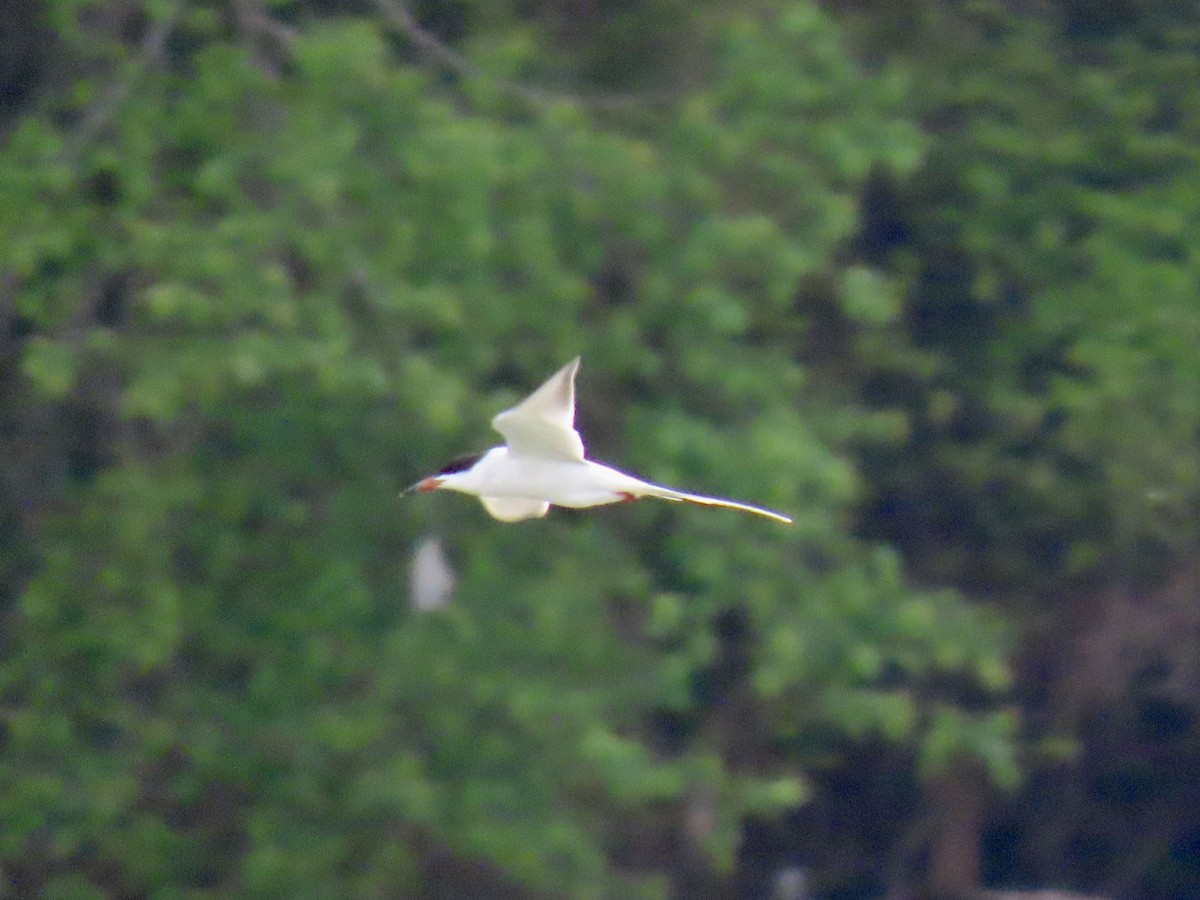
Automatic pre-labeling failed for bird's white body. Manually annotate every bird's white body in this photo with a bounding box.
[408,357,792,525]
[443,447,644,507]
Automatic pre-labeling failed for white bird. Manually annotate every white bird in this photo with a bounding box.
[405,357,792,524]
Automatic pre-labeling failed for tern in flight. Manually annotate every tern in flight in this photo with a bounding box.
[405,357,792,524]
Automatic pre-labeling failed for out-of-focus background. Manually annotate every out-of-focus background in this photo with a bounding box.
[2,1,1198,897]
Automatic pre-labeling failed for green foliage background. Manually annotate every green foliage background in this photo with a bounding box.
[1,1,1198,897]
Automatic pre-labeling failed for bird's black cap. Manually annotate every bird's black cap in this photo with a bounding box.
[402,452,487,495]
[435,452,484,476]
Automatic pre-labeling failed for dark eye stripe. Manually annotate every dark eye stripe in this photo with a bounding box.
[436,452,484,476]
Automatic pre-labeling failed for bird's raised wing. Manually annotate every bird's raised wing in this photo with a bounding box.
[491,356,586,461]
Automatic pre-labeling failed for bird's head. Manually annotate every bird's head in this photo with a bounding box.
[403,451,485,495]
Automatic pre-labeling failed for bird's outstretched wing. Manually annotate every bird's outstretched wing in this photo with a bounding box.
[491,356,586,461]
[480,496,551,522]
[638,484,793,524]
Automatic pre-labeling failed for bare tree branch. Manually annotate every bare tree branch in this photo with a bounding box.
[68,1,182,155]
[371,0,675,115]
[232,0,298,77]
